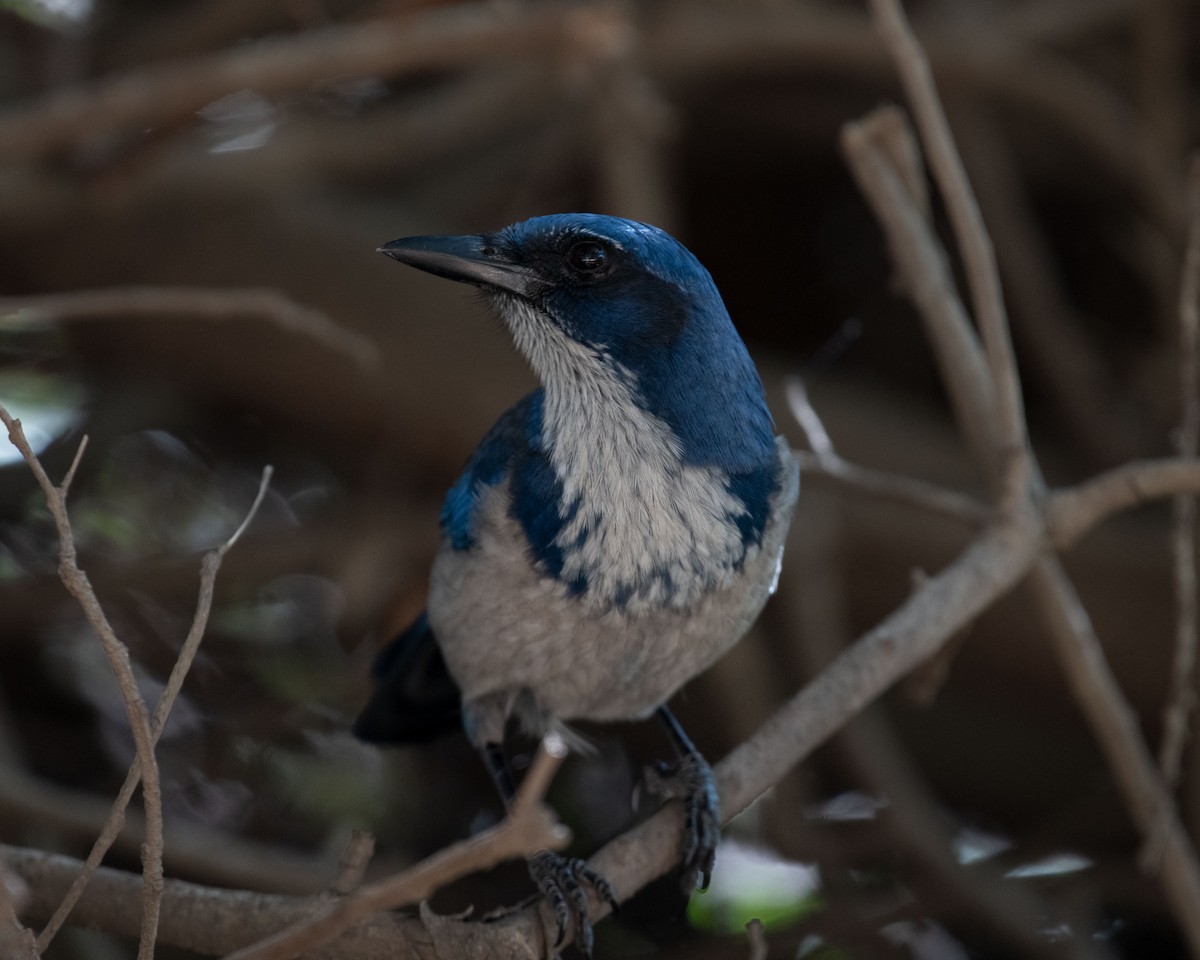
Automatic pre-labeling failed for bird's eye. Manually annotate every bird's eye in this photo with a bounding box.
[566,239,610,274]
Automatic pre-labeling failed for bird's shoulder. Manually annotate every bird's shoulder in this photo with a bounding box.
[440,389,549,550]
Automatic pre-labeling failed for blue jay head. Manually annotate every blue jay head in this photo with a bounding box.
[380,213,776,470]
[380,214,715,357]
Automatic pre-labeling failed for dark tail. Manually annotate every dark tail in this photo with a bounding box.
[353,612,463,744]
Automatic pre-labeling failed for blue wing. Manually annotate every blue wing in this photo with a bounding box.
[353,612,462,744]
[440,389,545,550]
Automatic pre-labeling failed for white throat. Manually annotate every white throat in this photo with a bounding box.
[501,298,754,611]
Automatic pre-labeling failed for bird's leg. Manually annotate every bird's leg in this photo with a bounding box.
[478,738,618,958]
[645,705,721,892]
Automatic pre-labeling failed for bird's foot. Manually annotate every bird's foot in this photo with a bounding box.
[527,850,619,958]
[642,751,720,892]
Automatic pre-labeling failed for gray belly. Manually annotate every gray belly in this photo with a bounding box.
[427,444,799,740]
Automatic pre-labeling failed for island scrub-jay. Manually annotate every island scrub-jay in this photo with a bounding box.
[354,213,799,955]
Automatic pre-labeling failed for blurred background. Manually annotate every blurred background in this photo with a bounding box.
[0,0,1198,957]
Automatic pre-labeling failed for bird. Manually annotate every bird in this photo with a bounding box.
[354,213,799,956]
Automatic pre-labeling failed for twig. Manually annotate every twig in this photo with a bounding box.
[868,0,1031,507]
[0,288,380,373]
[36,466,273,952]
[786,374,988,525]
[328,830,375,897]
[785,377,837,462]
[1047,459,1200,549]
[220,734,569,960]
[745,918,768,960]
[796,453,989,528]
[0,409,163,960]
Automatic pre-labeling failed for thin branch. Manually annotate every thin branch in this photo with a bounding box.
[37,467,273,952]
[787,373,989,525]
[868,0,1031,507]
[59,435,89,499]
[0,288,380,373]
[785,377,838,462]
[0,405,164,960]
[220,735,570,960]
[745,918,768,960]
[1047,459,1200,549]
[795,453,988,528]
[328,831,375,898]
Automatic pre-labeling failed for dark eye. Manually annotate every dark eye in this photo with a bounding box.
[566,239,610,274]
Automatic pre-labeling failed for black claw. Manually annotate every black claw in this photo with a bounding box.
[528,851,615,958]
[642,749,721,893]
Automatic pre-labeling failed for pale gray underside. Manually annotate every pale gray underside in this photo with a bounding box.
[428,436,800,747]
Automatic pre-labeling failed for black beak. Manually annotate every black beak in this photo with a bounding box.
[378,235,539,298]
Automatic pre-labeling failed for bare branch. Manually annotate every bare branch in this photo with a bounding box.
[794,452,989,528]
[745,918,768,960]
[328,831,375,898]
[220,735,569,960]
[1047,459,1200,549]
[5,844,410,960]
[785,377,838,462]
[36,466,273,952]
[0,405,164,960]
[0,288,380,373]
[868,0,1031,507]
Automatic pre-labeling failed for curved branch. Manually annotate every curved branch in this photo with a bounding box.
[37,467,273,952]
[1047,459,1200,548]
[868,0,1031,507]
[0,410,164,960]
[222,735,569,960]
